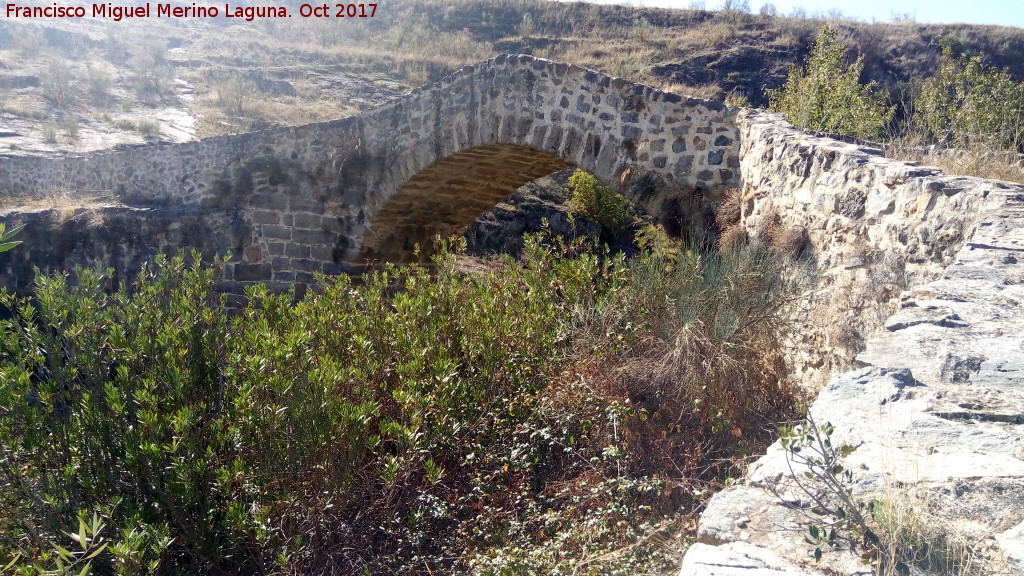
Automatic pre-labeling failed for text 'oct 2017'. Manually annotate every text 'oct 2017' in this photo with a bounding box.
[5,3,379,21]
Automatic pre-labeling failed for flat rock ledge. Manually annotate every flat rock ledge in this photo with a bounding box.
[682,187,1024,575]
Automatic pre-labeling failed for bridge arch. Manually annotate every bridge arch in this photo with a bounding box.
[358,144,573,262]
[348,54,741,263]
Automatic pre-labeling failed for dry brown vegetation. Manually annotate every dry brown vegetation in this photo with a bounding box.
[888,145,1024,183]
[3,0,1024,155]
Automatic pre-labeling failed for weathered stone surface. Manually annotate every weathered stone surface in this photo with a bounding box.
[680,543,814,576]
[1,55,1023,575]
[685,168,1024,575]
[737,109,998,391]
[998,520,1024,570]
[0,204,246,292]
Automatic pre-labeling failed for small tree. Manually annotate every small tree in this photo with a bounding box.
[917,41,1024,153]
[768,26,894,141]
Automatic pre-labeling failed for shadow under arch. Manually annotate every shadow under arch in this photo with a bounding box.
[358,143,576,263]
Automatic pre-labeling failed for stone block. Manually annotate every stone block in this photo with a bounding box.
[292,258,320,272]
[321,261,351,275]
[233,263,271,282]
[292,229,332,245]
[285,243,310,258]
[813,192,837,214]
[289,198,325,213]
[243,246,262,262]
[865,189,896,216]
[310,245,336,262]
[292,213,322,229]
[250,194,289,210]
[250,210,280,225]
[261,224,292,240]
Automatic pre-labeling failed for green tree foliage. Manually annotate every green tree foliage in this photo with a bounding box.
[917,40,1024,152]
[768,26,894,141]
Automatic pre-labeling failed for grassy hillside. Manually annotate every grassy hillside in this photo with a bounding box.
[2,0,1024,155]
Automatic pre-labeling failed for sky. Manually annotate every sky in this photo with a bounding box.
[557,0,1024,28]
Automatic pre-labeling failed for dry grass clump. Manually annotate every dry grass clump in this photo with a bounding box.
[868,482,1010,576]
[1,187,113,229]
[569,227,809,485]
[918,150,1024,184]
[717,224,749,252]
[768,224,810,260]
[715,187,743,228]
[714,187,747,252]
[733,202,810,262]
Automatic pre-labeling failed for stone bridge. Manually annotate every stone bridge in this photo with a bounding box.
[0,54,739,291]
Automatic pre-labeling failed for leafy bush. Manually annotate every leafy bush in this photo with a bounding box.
[567,170,638,237]
[768,26,894,141]
[0,231,806,575]
[0,223,23,253]
[916,40,1024,153]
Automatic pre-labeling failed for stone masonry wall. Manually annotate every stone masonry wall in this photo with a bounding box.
[2,55,1023,574]
[0,205,247,295]
[682,112,1024,576]
[737,109,1009,390]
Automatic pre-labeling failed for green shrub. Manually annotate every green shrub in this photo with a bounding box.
[0,232,807,575]
[768,25,894,141]
[567,170,638,236]
[916,40,1024,153]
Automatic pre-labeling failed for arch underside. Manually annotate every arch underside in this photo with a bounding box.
[358,144,574,263]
